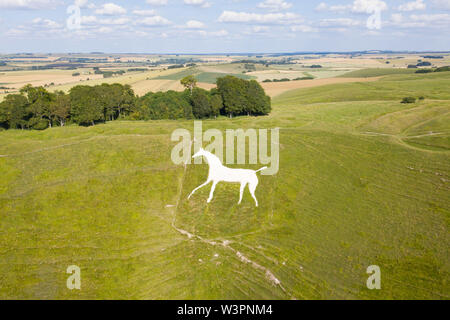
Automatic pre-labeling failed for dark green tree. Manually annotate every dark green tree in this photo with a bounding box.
[113,84,135,119]
[49,91,71,126]
[136,90,192,120]
[209,90,223,119]
[70,85,104,125]
[180,75,197,94]
[191,88,213,119]
[0,94,29,129]
[245,80,271,115]
[20,84,53,127]
[216,76,271,117]
[216,76,247,118]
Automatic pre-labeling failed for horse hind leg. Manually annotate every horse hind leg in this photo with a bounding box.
[238,182,247,205]
[248,180,259,207]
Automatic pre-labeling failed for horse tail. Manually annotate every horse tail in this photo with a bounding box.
[255,166,268,173]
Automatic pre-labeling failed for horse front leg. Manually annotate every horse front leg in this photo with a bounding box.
[188,179,211,199]
[207,181,218,203]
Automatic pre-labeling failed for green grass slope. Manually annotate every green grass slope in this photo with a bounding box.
[0,73,448,299]
[276,71,450,105]
[338,68,417,78]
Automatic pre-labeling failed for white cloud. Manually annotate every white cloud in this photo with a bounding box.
[133,9,156,16]
[398,0,426,11]
[319,18,361,27]
[95,3,126,15]
[210,29,228,36]
[183,0,211,8]
[32,17,62,28]
[391,13,404,24]
[5,27,29,36]
[0,0,60,9]
[218,11,302,24]
[315,2,327,11]
[410,13,450,22]
[252,26,269,33]
[97,26,113,33]
[184,20,205,29]
[137,15,172,26]
[146,0,168,5]
[316,1,388,14]
[185,29,229,37]
[74,15,130,28]
[351,0,388,14]
[207,29,228,36]
[74,0,95,9]
[74,0,87,7]
[99,17,130,25]
[315,3,350,13]
[432,0,450,10]
[162,27,229,38]
[257,0,292,12]
[290,25,318,32]
[389,12,450,27]
[80,15,98,24]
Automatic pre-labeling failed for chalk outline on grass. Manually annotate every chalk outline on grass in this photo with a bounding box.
[169,153,295,299]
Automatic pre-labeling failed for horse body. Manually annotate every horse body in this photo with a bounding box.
[188,148,266,207]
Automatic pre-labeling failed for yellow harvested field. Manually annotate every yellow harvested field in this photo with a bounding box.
[0,70,103,89]
[0,67,215,100]
[295,57,387,68]
[0,75,379,101]
[261,77,382,97]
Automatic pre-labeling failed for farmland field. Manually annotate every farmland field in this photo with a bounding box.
[0,71,448,299]
[1,53,449,101]
[152,66,257,83]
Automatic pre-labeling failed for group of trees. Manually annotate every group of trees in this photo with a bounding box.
[401,96,425,104]
[413,65,450,73]
[216,76,271,117]
[0,83,135,129]
[263,76,314,83]
[70,83,135,125]
[0,75,271,130]
[133,75,271,120]
[0,85,71,130]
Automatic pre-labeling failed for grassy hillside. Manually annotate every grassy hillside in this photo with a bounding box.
[276,71,450,105]
[0,72,448,299]
[338,68,417,78]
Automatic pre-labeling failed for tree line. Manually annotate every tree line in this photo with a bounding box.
[0,75,271,130]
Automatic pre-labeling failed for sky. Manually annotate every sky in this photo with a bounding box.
[0,0,449,53]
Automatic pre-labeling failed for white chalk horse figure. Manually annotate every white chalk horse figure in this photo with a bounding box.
[188,148,267,207]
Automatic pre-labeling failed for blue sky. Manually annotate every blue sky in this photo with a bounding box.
[0,0,449,53]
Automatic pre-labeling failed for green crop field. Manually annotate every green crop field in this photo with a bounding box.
[195,72,255,83]
[0,72,448,299]
[153,67,256,84]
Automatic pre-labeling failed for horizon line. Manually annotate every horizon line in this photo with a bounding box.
[1,50,450,56]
